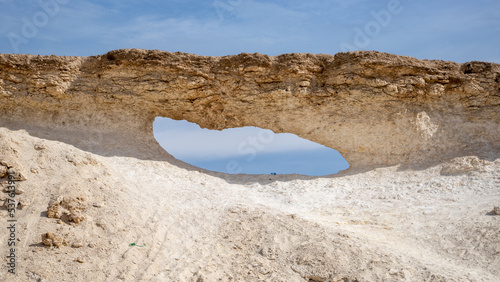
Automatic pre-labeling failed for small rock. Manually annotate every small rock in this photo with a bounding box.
[228,207,241,214]
[389,268,399,275]
[298,80,310,87]
[0,161,13,168]
[441,156,487,175]
[17,197,32,209]
[7,168,26,181]
[72,241,84,248]
[3,199,17,209]
[42,232,67,248]
[47,195,87,223]
[95,221,106,229]
[493,206,500,215]
[0,165,7,178]
[3,186,24,194]
[76,257,85,263]
[34,144,46,151]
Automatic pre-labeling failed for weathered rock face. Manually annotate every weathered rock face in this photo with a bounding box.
[0,49,499,170]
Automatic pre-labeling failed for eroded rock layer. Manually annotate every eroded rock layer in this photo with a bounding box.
[1,49,499,169]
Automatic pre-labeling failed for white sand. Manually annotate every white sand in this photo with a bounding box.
[1,127,499,281]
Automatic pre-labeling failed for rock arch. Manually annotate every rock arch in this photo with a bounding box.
[0,49,499,170]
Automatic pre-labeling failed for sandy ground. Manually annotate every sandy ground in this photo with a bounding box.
[0,127,499,281]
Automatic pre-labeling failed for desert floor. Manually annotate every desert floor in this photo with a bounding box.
[1,127,499,281]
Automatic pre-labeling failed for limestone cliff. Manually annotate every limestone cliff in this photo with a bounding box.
[1,49,499,170]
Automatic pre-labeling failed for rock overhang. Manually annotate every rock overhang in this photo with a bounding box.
[0,49,499,170]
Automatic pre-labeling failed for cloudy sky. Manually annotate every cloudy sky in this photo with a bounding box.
[152,118,350,175]
[2,0,499,175]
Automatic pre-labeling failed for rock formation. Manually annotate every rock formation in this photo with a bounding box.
[1,50,500,281]
[1,49,499,169]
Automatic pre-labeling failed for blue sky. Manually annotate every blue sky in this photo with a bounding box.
[153,118,350,175]
[2,0,499,175]
[1,0,499,61]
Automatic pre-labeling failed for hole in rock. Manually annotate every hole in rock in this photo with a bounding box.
[153,117,349,176]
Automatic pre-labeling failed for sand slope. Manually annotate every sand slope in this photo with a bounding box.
[1,127,499,281]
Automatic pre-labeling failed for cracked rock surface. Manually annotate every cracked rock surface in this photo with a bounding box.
[1,49,498,169]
